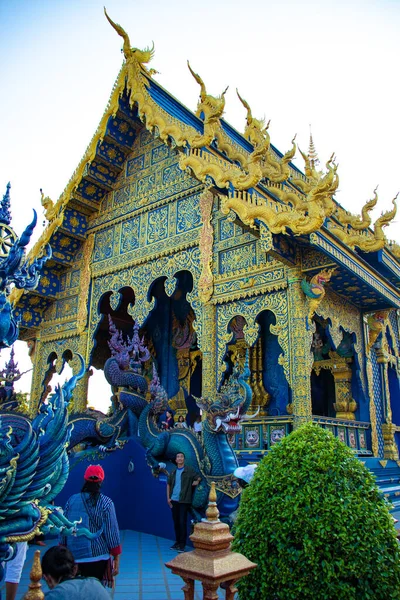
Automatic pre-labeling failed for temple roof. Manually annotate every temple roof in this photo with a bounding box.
[11,11,400,334]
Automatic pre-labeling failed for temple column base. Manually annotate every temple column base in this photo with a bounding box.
[382,422,399,461]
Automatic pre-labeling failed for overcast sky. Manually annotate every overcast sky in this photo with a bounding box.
[1,0,399,407]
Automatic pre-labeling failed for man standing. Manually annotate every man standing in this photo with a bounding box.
[167,452,201,552]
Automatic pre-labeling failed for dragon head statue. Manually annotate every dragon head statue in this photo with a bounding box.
[195,355,257,434]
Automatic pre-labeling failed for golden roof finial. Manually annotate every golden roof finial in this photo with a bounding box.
[104,7,155,65]
[205,481,220,522]
[22,550,44,600]
[308,125,319,168]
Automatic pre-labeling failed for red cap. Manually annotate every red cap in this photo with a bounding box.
[84,465,104,482]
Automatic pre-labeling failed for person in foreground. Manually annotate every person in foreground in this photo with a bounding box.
[60,464,121,587]
[3,542,28,600]
[42,546,111,599]
[167,452,201,552]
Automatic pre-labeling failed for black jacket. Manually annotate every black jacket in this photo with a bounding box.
[168,465,200,504]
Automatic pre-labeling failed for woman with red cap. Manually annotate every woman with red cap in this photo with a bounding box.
[60,465,121,588]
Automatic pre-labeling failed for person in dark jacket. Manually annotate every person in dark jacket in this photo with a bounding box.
[167,452,201,552]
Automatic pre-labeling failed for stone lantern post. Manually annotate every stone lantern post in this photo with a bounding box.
[165,482,257,600]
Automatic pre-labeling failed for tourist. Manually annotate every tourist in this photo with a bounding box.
[167,452,201,552]
[162,410,175,429]
[3,542,27,600]
[60,465,121,587]
[175,415,188,429]
[193,415,202,436]
[42,546,111,599]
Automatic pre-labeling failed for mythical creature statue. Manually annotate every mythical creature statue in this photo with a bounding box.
[335,187,378,231]
[187,62,228,149]
[104,8,157,76]
[301,268,336,321]
[330,195,398,253]
[0,356,98,563]
[0,184,51,348]
[138,360,257,520]
[68,317,150,452]
[237,90,296,184]
[40,188,58,222]
[366,311,388,352]
[219,154,339,235]
[0,346,31,411]
[388,240,400,259]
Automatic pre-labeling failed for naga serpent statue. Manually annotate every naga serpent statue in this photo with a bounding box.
[138,359,256,521]
[68,316,150,452]
[0,355,99,564]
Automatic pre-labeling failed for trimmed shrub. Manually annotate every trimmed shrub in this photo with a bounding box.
[233,422,400,599]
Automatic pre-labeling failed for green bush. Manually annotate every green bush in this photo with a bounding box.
[232,422,400,599]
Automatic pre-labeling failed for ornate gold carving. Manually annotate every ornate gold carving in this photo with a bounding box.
[77,234,94,334]
[382,422,399,461]
[22,549,44,600]
[366,310,389,352]
[317,289,366,394]
[216,290,289,386]
[104,9,156,72]
[200,303,217,398]
[287,270,313,426]
[314,354,358,419]
[198,190,214,303]
[335,187,378,231]
[388,240,400,259]
[329,195,398,253]
[237,90,296,183]
[301,268,335,321]
[40,189,58,222]
[72,366,92,413]
[187,62,228,148]
[218,156,338,234]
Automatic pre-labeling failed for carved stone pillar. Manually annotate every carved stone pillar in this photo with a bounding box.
[72,368,91,413]
[331,359,357,419]
[28,337,45,416]
[381,422,399,461]
[198,189,217,398]
[287,270,313,427]
[201,303,217,398]
[376,346,399,460]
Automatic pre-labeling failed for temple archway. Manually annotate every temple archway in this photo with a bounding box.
[141,270,201,422]
[91,286,135,370]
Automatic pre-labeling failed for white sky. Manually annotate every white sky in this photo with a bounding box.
[0,0,399,406]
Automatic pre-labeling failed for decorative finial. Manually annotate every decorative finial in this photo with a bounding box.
[205,482,220,522]
[0,182,12,225]
[308,125,319,169]
[1,346,21,383]
[22,549,44,599]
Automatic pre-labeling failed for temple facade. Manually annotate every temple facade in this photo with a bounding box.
[12,11,400,466]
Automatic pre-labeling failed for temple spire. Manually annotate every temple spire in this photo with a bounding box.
[308,126,319,169]
[0,182,12,225]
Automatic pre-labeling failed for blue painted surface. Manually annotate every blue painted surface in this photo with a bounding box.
[57,438,175,541]
[147,79,203,132]
[259,310,288,415]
